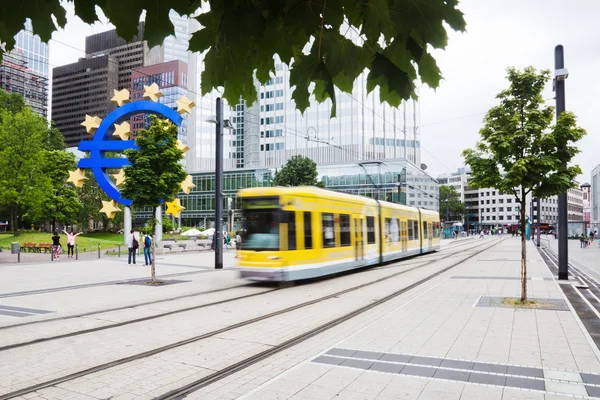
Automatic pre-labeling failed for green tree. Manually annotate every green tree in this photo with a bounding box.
[272,156,323,187]
[462,67,586,302]
[35,150,83,232]
[0,108,52,235]
[0,89,26,116]
[43,125,66,151]
[121,116,186,282]
[439,185,466,222]
[1,1,465,117]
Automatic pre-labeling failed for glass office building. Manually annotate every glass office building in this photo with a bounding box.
[146,159,438,229]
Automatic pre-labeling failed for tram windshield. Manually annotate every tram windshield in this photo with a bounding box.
[242,197,280,251]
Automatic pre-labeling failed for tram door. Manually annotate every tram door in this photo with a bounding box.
[428,222,433,247]
[354,217,363,260]
[401,221,408,252]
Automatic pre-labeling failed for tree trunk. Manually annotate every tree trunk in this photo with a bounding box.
[520,192,527,302]
[11,206,18,236]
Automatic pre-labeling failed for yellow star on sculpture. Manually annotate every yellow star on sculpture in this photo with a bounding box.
[100,200,121,219]
[112,121,132,141]
[111,88,131,107]
[81,115,102,134]
[176,95,195,115]
[165,198,185,218]
[180,175,195,194]
[143,82,163,102]
[111,169,126,186]
[67,168,88,188]
[176,139,189,153]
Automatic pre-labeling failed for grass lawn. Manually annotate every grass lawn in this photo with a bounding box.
[0,231,123,249]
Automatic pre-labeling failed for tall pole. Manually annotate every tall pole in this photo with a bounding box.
[536,197,541,247]
[215,98,224,269]
[555,45,568,280]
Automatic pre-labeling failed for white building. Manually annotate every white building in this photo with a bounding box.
[592,165,600,230]
[568,185,584,221]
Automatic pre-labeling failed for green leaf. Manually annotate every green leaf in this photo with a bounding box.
[418,52,442,88]
[366,53,414,107]
[73,0,102,24]
[289,53,316,114]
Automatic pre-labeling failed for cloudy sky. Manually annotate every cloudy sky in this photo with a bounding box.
[48,0,599,183]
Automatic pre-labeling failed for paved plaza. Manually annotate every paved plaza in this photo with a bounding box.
[0,236,599,399]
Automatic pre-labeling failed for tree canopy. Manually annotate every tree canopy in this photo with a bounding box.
[272,155,322,187]
[121,116,186,209]
[438,185,466,221]
[0,0,466,117]
[462,66,586,301]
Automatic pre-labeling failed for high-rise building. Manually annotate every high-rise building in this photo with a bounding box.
[567,184,584,221]
[52,23,163,147]
[0,19,49,117]
[130,60,192,167]
[221,58,421,171]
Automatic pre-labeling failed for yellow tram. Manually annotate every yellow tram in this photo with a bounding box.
[237,186,441,281]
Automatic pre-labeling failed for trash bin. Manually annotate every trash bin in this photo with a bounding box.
[11,242,20,254]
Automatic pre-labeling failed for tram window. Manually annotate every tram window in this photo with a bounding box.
[322,213,335,248]
[340,214,351,246]
[285,211,296,250]
[384,218,391,242]
[413,220,419,239]
[304,212,312,250]
[423,221,428,239]
[366,216,376,244]
[408,220,414,240]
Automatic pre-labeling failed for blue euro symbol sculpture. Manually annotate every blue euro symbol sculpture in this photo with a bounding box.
[77,100,183,206]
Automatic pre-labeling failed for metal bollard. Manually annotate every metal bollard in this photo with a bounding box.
[76,244,78,260]
[50,247,53,262]
[97,243,100,259]
[17,252,20,263]
[118,243,121,257]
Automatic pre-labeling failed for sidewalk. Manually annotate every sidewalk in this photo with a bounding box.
[546,236,600,278]
[228,238,600,400]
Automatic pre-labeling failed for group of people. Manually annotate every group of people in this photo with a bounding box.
[580,231,597,248]
[211,231,242,256]
[126,230,152,265]
[50,230,83,261]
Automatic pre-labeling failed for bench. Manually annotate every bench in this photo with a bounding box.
[178,244,187,250]
[198,242,207,248]
[188,236,197,242]
[164,238,177,242]
[22,242,37,252]
[38,243,52,253]
[163,244,173,251]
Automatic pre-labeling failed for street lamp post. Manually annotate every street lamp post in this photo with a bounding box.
[445,198,449,238]
[206,98,234,270]
[555,45,569,280]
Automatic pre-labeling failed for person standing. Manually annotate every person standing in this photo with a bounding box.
[51,231,61,261]
[127,229,138,264]
[142,232,152,266]
[235,231,242,258]
[62,229,82,258]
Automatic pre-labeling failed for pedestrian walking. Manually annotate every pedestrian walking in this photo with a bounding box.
[142,232,152,266]
[224,231,231,250]
[127,229,138,264]
[51,231,61,261]
[63,229,82,258]
[211,233,216,251]
[235,231,242,258]
[479,230,484,239]
[580,233,586,248]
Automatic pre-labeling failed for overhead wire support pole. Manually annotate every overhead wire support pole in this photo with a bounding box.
[555,45,569,280]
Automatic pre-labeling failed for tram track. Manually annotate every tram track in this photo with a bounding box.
[0,238,479,351]
[0,238,502,400]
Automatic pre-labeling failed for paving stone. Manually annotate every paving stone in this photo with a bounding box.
[439,359,474,370]
[544,381,588,396]
[326,348,357,357]
[399,365,436,378]
[506,365,545,378]
[409,356,442,367]
[471,362,508,374]
[504,376,545,391]
[341,358,374,370]
[352,351,384,360]
[581,372,600,385]
[432,368,470,382]
[468,372,506,386]
[586,385,600,398]
[368,362,404,374]
[313,356,344,366]
[379,353,412,363]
